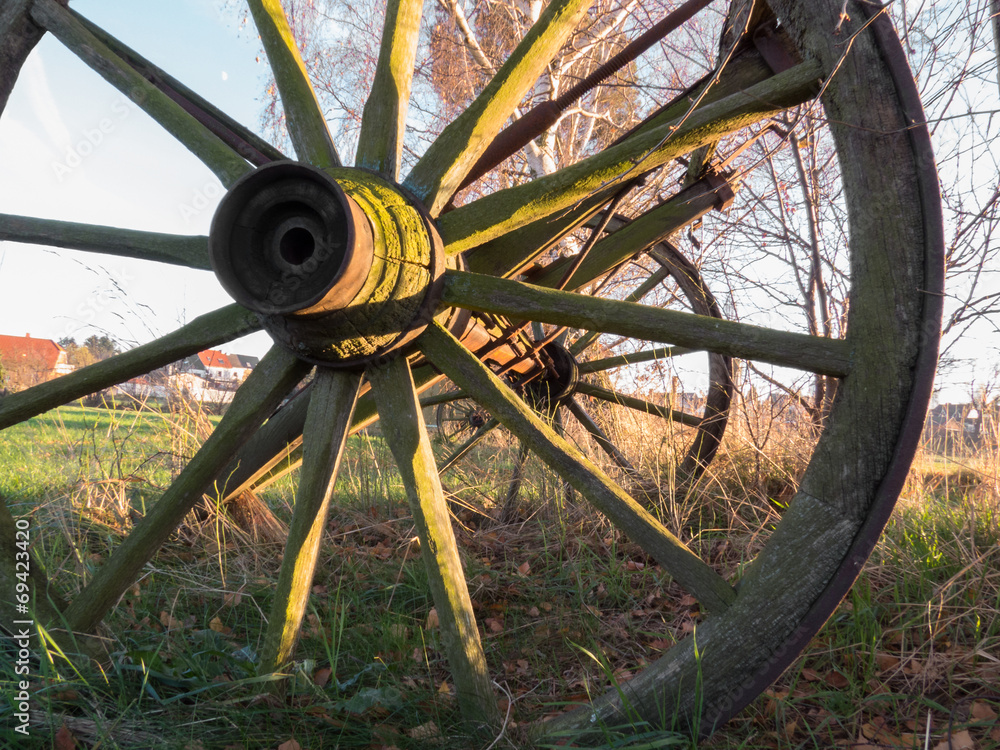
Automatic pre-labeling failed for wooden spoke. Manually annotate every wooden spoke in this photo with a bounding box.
[438,417,501,475]
[367,357,500,731]
[419,389,467,409]
[526,176,729,292]
[62,348,311,634]
[355,0,424,179]
[30,0,250,187]
[246,0,341,167]
[438,60,822,255]
[464,185,624,279]
[403,0,595,215]
[420,321,736,613]
[219,364,445,500]
[576,382,702,428]
[260,369,362,673]
[442,270,852,377]
[0,214,211,269]
[0,305,260,430]
[569,265,675,356]
[72,9,285,166]
[578,346,694,374]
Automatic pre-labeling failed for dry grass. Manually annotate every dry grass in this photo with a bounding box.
[2,397,999,748]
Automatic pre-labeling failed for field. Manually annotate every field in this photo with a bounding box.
[0,402,998,749]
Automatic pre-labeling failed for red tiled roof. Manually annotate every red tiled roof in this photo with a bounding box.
[198,349,232,369]
[0,334,63,370]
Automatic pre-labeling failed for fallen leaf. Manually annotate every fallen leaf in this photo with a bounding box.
[801,667,821,681]
[159,611,183,629]
[425,609,439,629]
[222,590,242,607]
[485,617,504,633]
[209,616,231,635]
[277,741,301,750]
[313,667,332,688]
[825,671,849,689]
[626,561,645,571]
[517,561,531,576]
[438,680,451,694]
[876,652,901,672]
[407,721,440,740]
[55,723,76,750]
[971,700,998,722]
[527,606,540,617]
[934,729,975,750]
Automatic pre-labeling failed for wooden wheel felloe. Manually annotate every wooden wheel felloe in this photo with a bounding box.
[0,0,942,744]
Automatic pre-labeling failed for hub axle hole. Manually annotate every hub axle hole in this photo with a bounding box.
[279,226,317,266]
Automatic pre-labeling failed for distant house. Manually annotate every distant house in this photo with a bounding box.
[0,333,72,391]
[181,349,257,386]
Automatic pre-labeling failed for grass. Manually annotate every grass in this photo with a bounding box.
[0,401,998,749]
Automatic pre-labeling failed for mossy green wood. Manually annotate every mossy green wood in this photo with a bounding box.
[0,214,211,269]
[30,0,250,188]
[578,346,693,374]
[540,0,942,739]
[569,266,675,356]
[355,0,424,179]
[0,0,46,111]
[261,369,361,674]
[464,184,625,279]
[246,0,341,168]
[575,382,702,428]
[62,347,311,634]
[0,305,261,430]
[420,321,736,613]
[442,270,852,377]
[367,356,500,731]
[404,0,595,215]
[0,497,66,628]
[527,177,727,291]
[438,60,821,255]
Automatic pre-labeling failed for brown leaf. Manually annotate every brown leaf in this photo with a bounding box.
[527,606,540,617]
[159,611,183,629]
[407,721,440,740]
[485,617,504,633]
[517,561,531,576]
[277,741,302,750]
[425,609,439,629]
[934,729,975,750]
[875,652,901,672]
[209,616,231,635]
[971,700,998,722]
[626,561,645,571]
[313,667,332,688]
[800,667,820,681]
[825,671,849,689]
[55,723,76,750]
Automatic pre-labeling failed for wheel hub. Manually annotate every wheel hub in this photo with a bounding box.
[209,161,445,367]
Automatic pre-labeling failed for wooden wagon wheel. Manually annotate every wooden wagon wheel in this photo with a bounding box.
[0,0,942,742]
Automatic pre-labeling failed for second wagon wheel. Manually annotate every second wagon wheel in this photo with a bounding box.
[433,231,736,516]
[0,0,942,744]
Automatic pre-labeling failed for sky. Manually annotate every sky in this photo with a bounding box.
[0,1,273,357]
[0,0,995,405]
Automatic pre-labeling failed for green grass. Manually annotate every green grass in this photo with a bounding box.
[1,405,998,749]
